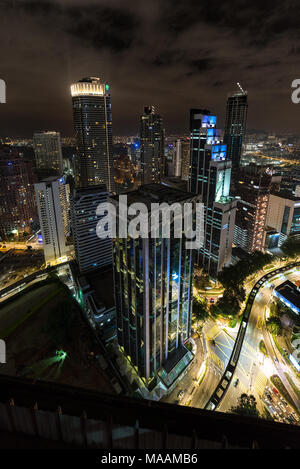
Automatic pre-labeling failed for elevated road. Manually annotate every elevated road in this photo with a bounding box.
[205,262,300,411]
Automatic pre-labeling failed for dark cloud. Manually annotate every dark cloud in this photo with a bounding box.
[66,5,139,52]
[0,0,300,136]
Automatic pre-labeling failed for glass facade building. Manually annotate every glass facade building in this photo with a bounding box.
[111,184,197,384]
[33,131,63,174]
[188,109,236,277]
[0,145,37,239]
[71,77,114,191]
[223,90,248,169]
[140,106,165,185]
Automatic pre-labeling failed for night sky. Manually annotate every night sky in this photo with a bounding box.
[1,0,300,137]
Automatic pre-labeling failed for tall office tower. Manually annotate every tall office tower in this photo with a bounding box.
[34,176,70,265]
[233,165,272,253]
[128,138,140,166]
[188,109,237,277]
[71,185,112,273]
[0,145,37,239]
[174,139,182,177]
[223,87,248,170]
[140,106,164,185]
[71,77,114,191]
[180,139,190,182]
[111,184,196,388]
[33,131,63,174]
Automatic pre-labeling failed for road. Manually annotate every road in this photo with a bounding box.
[164,265,300,422]
[162,320,236,408]
[218,267,300,418]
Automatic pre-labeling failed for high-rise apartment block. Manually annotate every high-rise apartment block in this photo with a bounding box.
[234,165,272,253]
[33,131,63,174]
[71,185,112,273]
[266,192,300,247]
[111,184,196,388]
[140,106,164,185]
[188,109,236,277]
[173,138,191,182]
[0,145,37,239]
[34,176,70,265]
[223,89,248,169]
[71,77,114,191]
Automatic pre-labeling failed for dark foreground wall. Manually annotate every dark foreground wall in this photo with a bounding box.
[0,374,299,449]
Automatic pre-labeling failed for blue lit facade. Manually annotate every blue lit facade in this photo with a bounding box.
[188,109,236,277]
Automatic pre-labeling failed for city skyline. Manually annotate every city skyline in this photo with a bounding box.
[1,0,300,136]
[1,0,300,452]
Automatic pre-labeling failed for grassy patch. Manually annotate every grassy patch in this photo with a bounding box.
[272,334,284,356]
[259,340,268,357]
[228,318,237,328]
[0,283,64,339]
[284,372,300,401]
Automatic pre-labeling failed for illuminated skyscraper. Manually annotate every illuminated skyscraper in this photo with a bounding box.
[71,77,114,191]
[33,131,63,174]
[111,184,196,389]
[0,145,37,239]
[71,185,112,273]
[188,109,236,276]
[34,176,70,265]
[223,89,248,169]
[234,165,272,253]
[140,106,164,185]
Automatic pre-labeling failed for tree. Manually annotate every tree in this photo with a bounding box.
[281,237,300,258]
[230,393,260,418]
[212,289,241,318]
[217,251,272,289]
[192,296,209,323]
[266,316,282,336]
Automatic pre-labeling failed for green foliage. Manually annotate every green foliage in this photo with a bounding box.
[281,237,300,258]
[266,316,282,336]
[230,393,260,418]
[271,299,293,319]
[218,251,273,289]
[271,375,298,410]
[194,272,211,290]
[210,287,244,318]
[192,296,209,323]
[259,340,268,356]
[228,318,237,328]
[185,342,193,352]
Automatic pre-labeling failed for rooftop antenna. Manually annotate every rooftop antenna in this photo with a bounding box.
[237,82,244,93]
